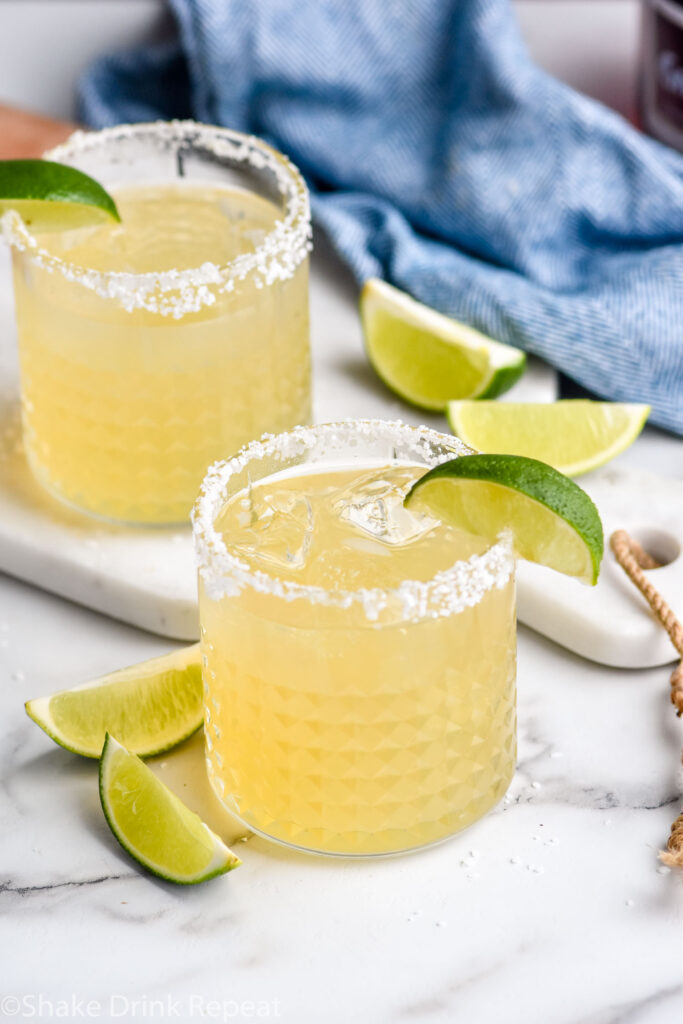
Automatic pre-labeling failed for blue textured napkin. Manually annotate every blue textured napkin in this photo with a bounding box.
[78,0,683,433]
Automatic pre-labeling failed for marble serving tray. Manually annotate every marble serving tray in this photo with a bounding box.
[0,240,560,646]
[9,244,681,668]
[1,401,681,667]
[517,465,683,669]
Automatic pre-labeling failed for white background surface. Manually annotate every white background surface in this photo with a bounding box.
[1,4,683,1024]
[0,1,643,121]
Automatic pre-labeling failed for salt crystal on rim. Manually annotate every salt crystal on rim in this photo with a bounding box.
[191,419,514,622]
[2,121,311,318]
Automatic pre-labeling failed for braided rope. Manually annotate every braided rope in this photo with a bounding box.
[610,530,683,868]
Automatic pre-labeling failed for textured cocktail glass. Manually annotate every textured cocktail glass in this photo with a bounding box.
[193,421,517,857]
[4,122,311,524]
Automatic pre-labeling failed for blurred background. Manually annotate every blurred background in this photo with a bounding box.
[0,0,642,124]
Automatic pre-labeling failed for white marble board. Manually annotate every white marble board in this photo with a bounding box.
[1,239,681,668]
[0,239,556,637]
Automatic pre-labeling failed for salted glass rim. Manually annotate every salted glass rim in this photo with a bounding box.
[2,120,312,317]
[191,419,514,620]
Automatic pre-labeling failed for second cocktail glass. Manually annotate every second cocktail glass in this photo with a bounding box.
[5,121,312,524]
[193,420,517,857]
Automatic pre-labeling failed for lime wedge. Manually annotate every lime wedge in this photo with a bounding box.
[99,734,240,885]
[0,158,120,231]
[25,645,202,759]
[405,454,603,584]
[360,278,526,410]
[447,400,650,476]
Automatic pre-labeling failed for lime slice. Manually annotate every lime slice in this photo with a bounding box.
[99,734,240,885]
[447,400,650,476]
[25,645,202,759]
[0,158,120,231]
[405,454,603,584]
[360,278,526,410]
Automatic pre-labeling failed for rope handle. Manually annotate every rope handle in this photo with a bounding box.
[610,530,683,868]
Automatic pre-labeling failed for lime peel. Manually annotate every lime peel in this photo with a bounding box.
[25,644,203,759]
[99,734,240,885]
[360,278,526,410]
[406,453,604,585]
[0,158,120,231]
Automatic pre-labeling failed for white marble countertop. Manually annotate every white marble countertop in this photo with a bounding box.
[1,3,682,1018]
[1,231,682,1024]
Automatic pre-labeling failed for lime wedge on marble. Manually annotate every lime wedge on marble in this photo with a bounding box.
[447,400,650,476]
[25,645,202,758]
[99,734,240,885]
[0,158,120,231]
[405,454,603,584]
[360,278,526,410]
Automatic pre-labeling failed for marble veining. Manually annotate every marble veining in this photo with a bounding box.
[1,243,683,1024]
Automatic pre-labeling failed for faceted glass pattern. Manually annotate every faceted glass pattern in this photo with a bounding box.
[202,578,516,856]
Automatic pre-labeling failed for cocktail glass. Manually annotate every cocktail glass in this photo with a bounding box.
[4,121,311,524]
[192,420,516,857]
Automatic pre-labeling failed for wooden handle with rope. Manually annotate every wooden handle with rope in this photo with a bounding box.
[610,530,683,867]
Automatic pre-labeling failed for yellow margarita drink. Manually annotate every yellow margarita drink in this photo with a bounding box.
[193,422,516,856]
[7,123,311,524]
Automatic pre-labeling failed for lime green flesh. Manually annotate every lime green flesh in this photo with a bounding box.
[367,305,489,405]
[0,159,120,231]
[406,454,603,585]
[25,645,203,758]
[360,278,526,411]
[448,400,650,476]
[99,735,240,885]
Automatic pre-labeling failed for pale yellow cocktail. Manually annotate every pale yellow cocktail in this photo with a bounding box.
[193,422,516,856]
[7,123,311,524]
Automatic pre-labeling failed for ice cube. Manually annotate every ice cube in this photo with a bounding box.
[232,488,314,571]
[335,471,439,547]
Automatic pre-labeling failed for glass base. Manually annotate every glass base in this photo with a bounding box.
[207,762,516,859]
[24,450,191,529]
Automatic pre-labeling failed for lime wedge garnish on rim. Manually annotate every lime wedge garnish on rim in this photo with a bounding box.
[100,734,240,885]
[25,645,202,759]
[447,400,650,477]
[0,158,120,231]
[360,278,526,410]
[405,454,603,584]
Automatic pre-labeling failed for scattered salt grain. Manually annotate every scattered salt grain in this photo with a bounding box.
[531,781,542,790]
[625,899,634,908]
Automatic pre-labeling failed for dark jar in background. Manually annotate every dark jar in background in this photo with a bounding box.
[641,0,683,150]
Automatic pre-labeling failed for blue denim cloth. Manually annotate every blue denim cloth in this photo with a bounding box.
[78,0,683,433]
